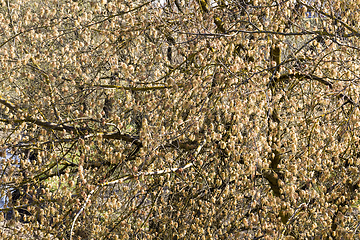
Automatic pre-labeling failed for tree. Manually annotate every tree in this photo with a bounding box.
[0,0,360,239]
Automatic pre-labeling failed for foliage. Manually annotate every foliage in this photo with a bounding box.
[0,0,360,239]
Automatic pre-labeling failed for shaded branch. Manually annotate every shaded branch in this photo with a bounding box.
[263,170,281,197]
[270,73,333,88]
[0,97,22,112]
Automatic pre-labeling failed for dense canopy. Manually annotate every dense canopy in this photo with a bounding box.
[1,0,360,239]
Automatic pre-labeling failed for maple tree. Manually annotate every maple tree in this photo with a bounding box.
[0,0,360,239]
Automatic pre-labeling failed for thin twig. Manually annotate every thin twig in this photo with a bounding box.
[101,163,194,186]
[70,187,98,240]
